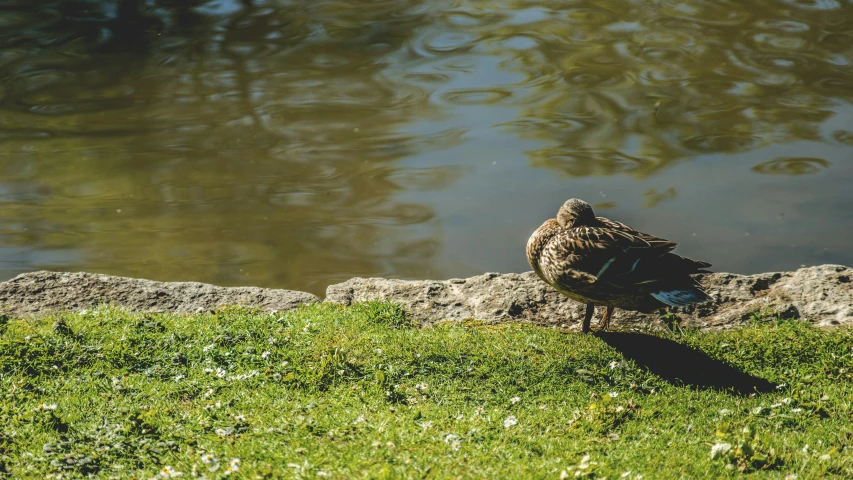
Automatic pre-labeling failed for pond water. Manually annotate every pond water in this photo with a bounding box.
[1,0,852,296]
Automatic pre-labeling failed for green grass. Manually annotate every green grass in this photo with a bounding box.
[1,303,852,479]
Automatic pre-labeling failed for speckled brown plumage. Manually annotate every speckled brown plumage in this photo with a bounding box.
[526,198,712,333]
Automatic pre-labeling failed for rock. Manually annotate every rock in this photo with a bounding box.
[0,271,317,317]
[325,272,581,325]
[3,266,851,330]
[325,265,853,330]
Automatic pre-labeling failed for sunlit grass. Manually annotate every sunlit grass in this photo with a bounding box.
[1,303,852,478]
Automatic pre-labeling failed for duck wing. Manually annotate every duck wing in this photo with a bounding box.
[541,222,710,289]
[596,217,678,252]
[538,217,712,308]
[539,225,665,284]
[593,218,713,307]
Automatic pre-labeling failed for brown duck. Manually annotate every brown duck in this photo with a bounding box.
[526,198,712,333]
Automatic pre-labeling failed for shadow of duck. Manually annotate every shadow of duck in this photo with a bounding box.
[595,331,776,395]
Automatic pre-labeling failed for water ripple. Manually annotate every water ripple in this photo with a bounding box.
[682,133,764,154]
[413,30,479,56]
[530,147,661,177]
[441,88,512,105]
[752,157,830,175]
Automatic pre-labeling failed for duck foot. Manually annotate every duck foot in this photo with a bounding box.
[594,306,614,332]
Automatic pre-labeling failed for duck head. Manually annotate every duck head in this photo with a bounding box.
[556,198,595,227]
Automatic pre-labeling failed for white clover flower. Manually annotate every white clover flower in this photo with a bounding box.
[234,414,246,423]
[608,392,619,398]
[443,433,458,444]
[223,458,240,476]
[718,408,732,416]
[200,453,216,464]
[510,396,521,404]
[354,415,366,424]
[203,368,214,374]
[204,388,214,398]
[503,415,518,428]
[268,337,276,344]
[215,428,229,437]
[261,351,271,359]
[415,383,428,393]
[419,421,432,431]
[203,344,215,352]
[710,442,732,459]
[386,442,396,449]
[174,374,185,382]
[451,440,461,451]
[215,367,226,378]
[36,403,57,411]
[159,465,182,478]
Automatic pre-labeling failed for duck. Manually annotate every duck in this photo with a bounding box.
[526,198,712,333]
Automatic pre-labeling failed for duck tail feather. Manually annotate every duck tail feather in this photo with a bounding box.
[651,287,712,307]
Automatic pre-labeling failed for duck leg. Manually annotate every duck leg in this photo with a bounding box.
[581,303,594,334]
[595,306,614,332]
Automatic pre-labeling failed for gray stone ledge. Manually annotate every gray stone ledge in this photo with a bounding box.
[1,266,851,331]
[0,271,318,316]
[325,265,853,330]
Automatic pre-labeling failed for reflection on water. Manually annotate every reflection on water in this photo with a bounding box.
[1,0,852,295]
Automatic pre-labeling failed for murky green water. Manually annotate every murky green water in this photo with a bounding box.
[1,0,852,295]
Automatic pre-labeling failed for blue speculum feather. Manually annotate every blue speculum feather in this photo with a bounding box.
[651,289,712,308]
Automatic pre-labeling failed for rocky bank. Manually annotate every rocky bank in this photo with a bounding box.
[1,265,851,331]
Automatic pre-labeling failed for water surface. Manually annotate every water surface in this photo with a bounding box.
[1,0,852,295]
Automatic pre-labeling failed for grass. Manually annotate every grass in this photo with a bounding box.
[1,303,852,479]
